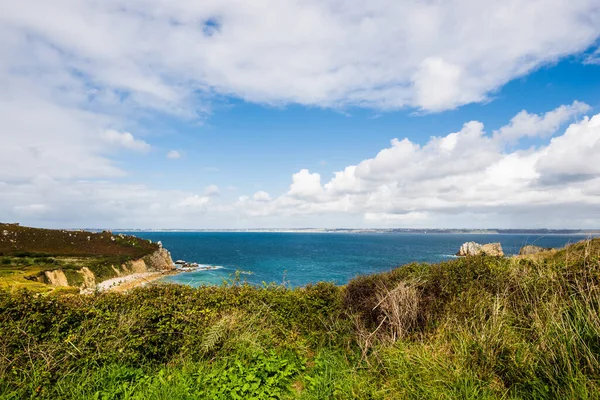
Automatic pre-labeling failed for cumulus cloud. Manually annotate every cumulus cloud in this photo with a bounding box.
[227,103,600,228]
[493,101,591,143]
[166,150,181,159]
[0,102,598,228]
[288,170,324,200]
[101,130,150,152]
[535,114,600,184]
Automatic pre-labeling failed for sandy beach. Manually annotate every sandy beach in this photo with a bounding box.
[96,271,173,292]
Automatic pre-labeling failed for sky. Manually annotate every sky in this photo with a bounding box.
[1,0,600,229]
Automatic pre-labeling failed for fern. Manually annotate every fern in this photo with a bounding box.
[200,315,231,354]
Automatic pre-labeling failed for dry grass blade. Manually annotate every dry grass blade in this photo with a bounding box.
[374,281,421,342]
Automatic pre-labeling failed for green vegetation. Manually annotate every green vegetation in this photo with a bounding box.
[1,238,600,399]
[0,223,157,258]
[0,223,158,292]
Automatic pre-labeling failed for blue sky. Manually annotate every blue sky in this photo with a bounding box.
[1,0,600,228]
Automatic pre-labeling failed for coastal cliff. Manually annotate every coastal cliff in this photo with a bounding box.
[0,223,174,293]
[38,247,174,292]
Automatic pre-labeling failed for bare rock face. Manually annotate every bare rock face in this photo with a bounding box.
[457,241,482,256]
[44,269,70,286]
[519,245,546,255]
[142,247,175,271]
[481,243,504,256]
[457,242,504,256]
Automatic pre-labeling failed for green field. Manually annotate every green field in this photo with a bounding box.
[1,237,600,399]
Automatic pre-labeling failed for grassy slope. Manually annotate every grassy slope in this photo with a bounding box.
[0,223,158,292]
[1,239,599,399]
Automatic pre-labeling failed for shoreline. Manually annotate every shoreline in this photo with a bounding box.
[107,229,600,235]
[97,270,179,293]
[95,265,223,293]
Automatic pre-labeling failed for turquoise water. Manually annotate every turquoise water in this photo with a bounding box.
[125,232,591,287]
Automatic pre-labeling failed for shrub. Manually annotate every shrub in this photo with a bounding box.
[2,239,600,398]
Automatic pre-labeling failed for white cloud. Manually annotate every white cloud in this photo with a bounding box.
[0,92,123,182]
[364,211,430,224]
[2,1,600,229]
[288,169,324,200]
[493,101,591,143]
[0,0,599,114]
[585,48,600,65]
[166,150,181,159]
[412,57,477,112]
[536,114,600,184]
[101,130,151,152]
[13,204,49,216]
[1,103,599,228]
[174,195,211,211]
[253,191,271,202]
[1,102,598,229]
[204,184,220,197]
[226,103,600,228]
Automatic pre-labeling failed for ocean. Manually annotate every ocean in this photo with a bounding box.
[124,232,592,287]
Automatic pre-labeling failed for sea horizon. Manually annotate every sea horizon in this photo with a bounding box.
[91,227,600,235]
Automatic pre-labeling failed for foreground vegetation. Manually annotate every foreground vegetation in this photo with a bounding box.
[1,239,600,399]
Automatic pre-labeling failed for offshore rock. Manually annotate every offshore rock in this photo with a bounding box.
[457,242,504,257]
[457,241,481,256]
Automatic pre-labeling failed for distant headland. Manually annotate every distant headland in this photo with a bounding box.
[91,227,600,235]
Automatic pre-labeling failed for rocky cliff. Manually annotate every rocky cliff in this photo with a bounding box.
[39,247,174,292]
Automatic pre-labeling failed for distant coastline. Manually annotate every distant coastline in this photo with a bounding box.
[88,228,600,235]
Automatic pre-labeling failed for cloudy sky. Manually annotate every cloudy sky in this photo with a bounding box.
[1,0,600,229]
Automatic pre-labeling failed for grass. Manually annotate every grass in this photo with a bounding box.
[1,238,600,398]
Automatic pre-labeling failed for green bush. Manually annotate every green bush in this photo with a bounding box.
[34,257,56,264]
[2,239,600,398]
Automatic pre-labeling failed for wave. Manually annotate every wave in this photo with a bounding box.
[177,264,225,272]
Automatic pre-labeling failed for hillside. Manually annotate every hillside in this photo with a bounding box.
[1,237,599,398]
[0,223,170,293]
[0,223,158,258]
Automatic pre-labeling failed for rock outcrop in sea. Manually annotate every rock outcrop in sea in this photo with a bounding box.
[457,242,504,257]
